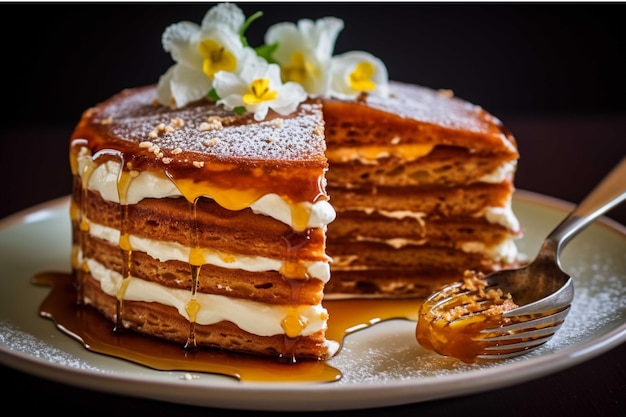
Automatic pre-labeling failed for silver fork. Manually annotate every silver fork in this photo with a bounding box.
[417,156,626,361]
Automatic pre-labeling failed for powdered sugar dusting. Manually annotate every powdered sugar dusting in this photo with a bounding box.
[366,81,502,134]
[94,87,326,163]
[0,320,103,372]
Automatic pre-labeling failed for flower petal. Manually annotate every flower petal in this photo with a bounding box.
[201,2,245,33]
[298,17,344,60]
[270,82,307,115]
[168,64,213,108]
[265,17,344,97]
[156,65,176,107]
[162,21,202,67]
[329,51,389,100]
[214,71,247,109]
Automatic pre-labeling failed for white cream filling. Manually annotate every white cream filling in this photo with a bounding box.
[77,154,336,229]
[336,204,520,260]
[342,204,518,232]
[87,220,331,282]
[478,160,517,183]
[460,239,519,263]
[353,235,518,262]
[84,257,328,338]
[481,204,520,232]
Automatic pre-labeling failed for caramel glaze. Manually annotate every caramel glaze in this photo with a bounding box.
[69,87,333,362]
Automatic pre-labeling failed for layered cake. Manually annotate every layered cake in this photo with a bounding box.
[69,3,522,361]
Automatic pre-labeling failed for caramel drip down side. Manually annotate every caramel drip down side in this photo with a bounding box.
[279,230,313,363]
[185,200,202,351]
[115,164,134,332]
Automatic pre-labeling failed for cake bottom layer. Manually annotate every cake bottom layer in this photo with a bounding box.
[79,273,337,360]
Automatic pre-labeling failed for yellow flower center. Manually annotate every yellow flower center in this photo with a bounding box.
[349,61,376,92]
[282,51,315,84]
[199,39,237,79]
[243,78,278,104]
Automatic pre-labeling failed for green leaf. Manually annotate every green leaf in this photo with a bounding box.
[234,106,246,115]
[207,88,220,101]
[240,11,263,47]
[255,42,279,65]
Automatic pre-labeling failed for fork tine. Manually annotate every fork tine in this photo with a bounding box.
[480,306,570,334]
[426,284,467,305]
[480,324,563,342]
[484,333,554,353]
[469,306,571,360]
[476,340,551,360]
[428,292,468,309]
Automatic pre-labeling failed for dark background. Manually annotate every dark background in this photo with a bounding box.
[1,1,625,220]
[4,2,626,122]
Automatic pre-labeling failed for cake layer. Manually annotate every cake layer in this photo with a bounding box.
[328,211,519,249]
[80,272,336,360]
[326,146,516,188]
[73,86,328,165]
[327,240,516,272]
[77,188,330,264]
[72,146,336,232]
[80,233,326,305]
[324,269,474,298]
[327,182,517,222]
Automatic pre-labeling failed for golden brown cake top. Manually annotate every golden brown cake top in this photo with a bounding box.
[71,86,327,168]
[370,81,507,138]
[323,81,518,159]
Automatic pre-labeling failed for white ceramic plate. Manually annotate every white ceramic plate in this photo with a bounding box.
[1,191,625,411]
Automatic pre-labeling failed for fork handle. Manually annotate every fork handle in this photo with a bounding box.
[546,156,626,253]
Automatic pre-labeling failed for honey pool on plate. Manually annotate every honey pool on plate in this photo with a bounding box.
[33,271,422,383]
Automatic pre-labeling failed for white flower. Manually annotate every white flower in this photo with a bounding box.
[154,4,392,119]
[328,51,389,100]
[265,17,344,97]
[156,3,249,108]
[214,52,307,121]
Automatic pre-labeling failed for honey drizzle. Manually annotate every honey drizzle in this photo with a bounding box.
[185,199,202,351]
[115,164,133,332]
[278,228,314,363]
